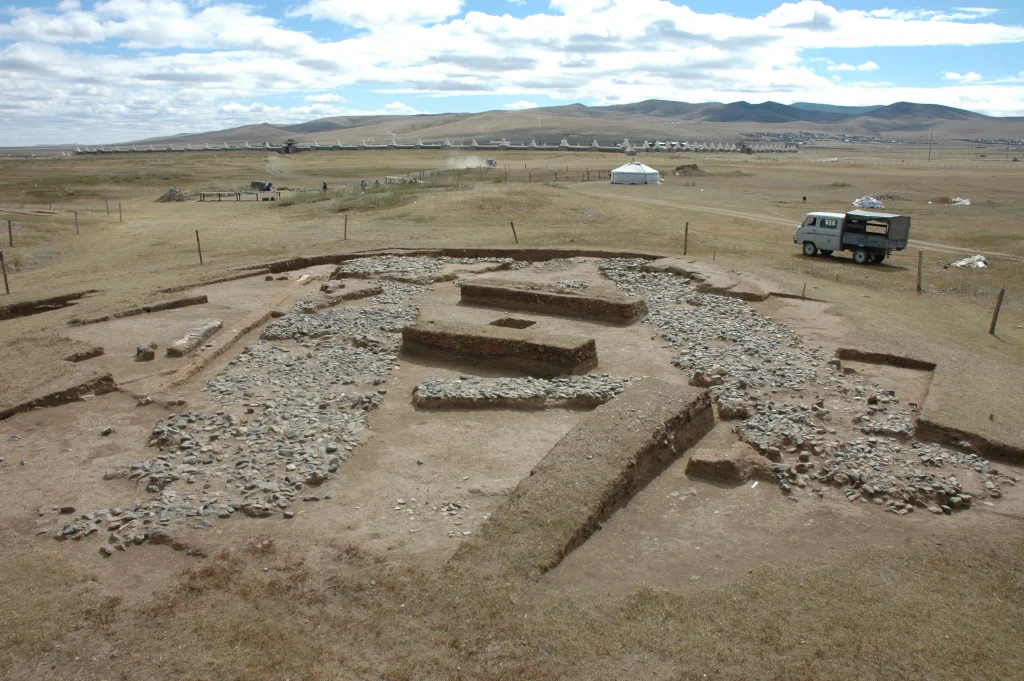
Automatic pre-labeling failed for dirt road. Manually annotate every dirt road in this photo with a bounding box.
[571,185,1024,263]
[264,155,288,177]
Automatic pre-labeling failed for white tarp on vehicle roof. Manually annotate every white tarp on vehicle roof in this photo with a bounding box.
[852,195,883,209]
[611,161,661,185]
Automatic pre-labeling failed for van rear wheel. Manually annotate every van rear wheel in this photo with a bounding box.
[870,253,886,264]
[820,250,833,257]
[802,242,818,257]
[853,249,870,265]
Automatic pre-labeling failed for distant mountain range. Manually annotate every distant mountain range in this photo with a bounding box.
[120,99,1020,147]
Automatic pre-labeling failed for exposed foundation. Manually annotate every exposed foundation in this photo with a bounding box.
[449,379,713,581]
[166,319,223,357]
[0,372,118,420]
[460,280,648,324]
[75,295,209,325]
[402,320,598,377]
[0,290,100,321]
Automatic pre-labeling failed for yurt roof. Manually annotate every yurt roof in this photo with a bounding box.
[611,161,659,173]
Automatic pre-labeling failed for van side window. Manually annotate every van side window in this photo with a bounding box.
[821,219,838,229]
[804,217,817,226]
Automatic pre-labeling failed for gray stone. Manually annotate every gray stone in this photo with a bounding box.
[136,342,157,361]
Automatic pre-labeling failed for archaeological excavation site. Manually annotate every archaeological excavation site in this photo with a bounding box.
[1,245,1022,680]
[3,250,1019,573]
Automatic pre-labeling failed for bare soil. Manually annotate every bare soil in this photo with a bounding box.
[1,150,1022,680]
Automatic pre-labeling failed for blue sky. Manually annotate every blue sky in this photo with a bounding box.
[1,1,1022,144]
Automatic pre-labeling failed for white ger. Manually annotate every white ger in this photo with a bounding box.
[610,161,661,185]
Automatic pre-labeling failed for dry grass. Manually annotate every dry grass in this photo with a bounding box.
[1,533,1020,680]
[1,148,1023,680]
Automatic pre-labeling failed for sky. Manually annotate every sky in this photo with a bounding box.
[1,0,1023,145]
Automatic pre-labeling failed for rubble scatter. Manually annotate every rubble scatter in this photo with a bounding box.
[414,375,638,408]
[51,283,427,552]
[600,259,1016,514]
[261,302,419,343]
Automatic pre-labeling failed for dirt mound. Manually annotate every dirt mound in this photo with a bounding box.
[673,164,708,176]
[930,196,955,205]
[155,187,193,203]
[874,194,903,201]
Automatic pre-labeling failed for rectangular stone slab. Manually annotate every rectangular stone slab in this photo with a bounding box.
[402,320,597,377]
[459,281,647,324]
[449,378,713,581]
[166,319,223,357]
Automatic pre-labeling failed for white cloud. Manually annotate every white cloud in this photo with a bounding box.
[828,61,880,72]
[505,100,539,109]
[1,0,1023,144]
[945,71,983,82]
[290,0,464,28]
[384,101,420,114]
[305,93,344,103]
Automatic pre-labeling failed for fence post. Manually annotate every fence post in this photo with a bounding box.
[510,221,518,244]
[344,213,348,240]
[7,219,11,247]
[74,211,79,234]
[0,250,9,294]
[105,198,110,215]
[195,230,203,265]
[916,250,922,294]
[118,203,122,223]
[683,221,689,255]
[989,289,1006,335]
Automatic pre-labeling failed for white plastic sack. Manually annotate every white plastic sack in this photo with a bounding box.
[952,197,971,206]
[852,195,883,209]
[952,254,988,268]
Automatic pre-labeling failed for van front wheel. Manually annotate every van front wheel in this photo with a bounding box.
[853,249,870,265]
[802,242,818,257]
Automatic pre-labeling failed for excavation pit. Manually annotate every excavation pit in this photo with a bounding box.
[489,317,536,329]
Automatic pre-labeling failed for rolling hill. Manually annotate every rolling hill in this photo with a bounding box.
[38,99,1024,151]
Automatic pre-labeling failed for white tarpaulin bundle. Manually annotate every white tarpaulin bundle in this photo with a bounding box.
[852,195,883,209]
[611,161,661,185]
[952,254,989,268]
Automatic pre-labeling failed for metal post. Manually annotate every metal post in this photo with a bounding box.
[802,283,807,300]
[105,198,109,215]
[74,211,79,234]
[510,221,518,244]
[683,222,689,255]
[344,213,348,240]
[0,250,9,294]
[916,250,923,294]
[989,289,1006,335]
[7,220,11,247]
[196,230,203,265]
[118,203,122,223]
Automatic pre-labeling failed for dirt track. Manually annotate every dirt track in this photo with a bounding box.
[571,185,1024,262]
